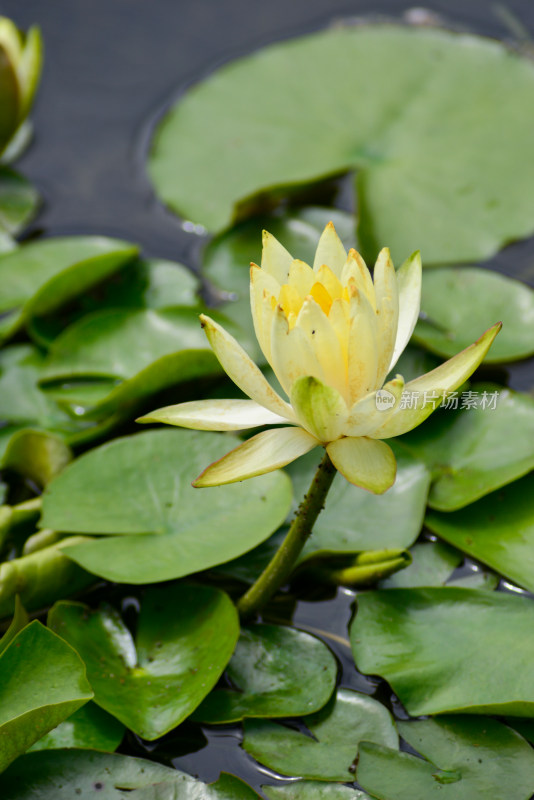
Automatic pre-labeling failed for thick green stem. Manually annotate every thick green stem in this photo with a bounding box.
[237,450,337,621]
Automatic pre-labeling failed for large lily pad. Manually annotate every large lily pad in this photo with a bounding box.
[129,773,259,799]
[0,236,138,342]
[41,429,291,584]
[150,25,534,264]
[243,688,398,781]
[48,583,239,739]
[426,474,534,592]
[414,267,534,362]
[357,717,534,800]
[379,541,462,589]
[396,385,534,510]
[29,703,124,753]
[263,785,371,800]
[351,588,534,716]
[194,624,337,723]
[0,621,93,772]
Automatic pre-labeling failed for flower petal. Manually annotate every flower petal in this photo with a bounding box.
[374,247,399,384]
[262,230,293,284]
[138,399,288,431]
[347,288,379,403]
[288,258,315,297]
[343,375,405,437]
[295,297,348,399]
[327,436,397,494]
[341,249,375,307]
[389,251,422,371]
[313,222,347,276]
[193,427,319,487]
[370,322,502,439]
[290,376,348,442]
[269,305,325,395]
[250,264,280,362]
[200,314,294,419]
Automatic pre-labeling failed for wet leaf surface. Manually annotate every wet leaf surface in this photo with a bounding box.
[29,703,124,753]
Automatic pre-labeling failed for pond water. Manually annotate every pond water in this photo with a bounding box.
[3,0,534,795]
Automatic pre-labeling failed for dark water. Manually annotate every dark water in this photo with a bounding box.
[2,0,534,795]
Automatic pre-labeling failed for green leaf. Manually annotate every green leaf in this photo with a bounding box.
[0,166,40,235]
[243,688,398,781]
[263,784,371,800]
[48,583,239,740]
[0,596,28,655]
[396,384,534,510]
[0,38,19,152]
[29,703,124,753]
[202,207,355,359]
[0,236,138,342]
[1,749,185,798]
[426,474,534,592]
[0,621,93,772]
[351,587,534,716]
[1,429,72,488]
[129,772,260,799]
[194,624,337,723]
[414,267,534,363]
[378,541,462,588]
[149,25,534,264]
[357,717,534,800]
[40,429,292,584]
[0,536,95,619]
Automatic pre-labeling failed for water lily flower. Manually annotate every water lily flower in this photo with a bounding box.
[0,17,42,153]
[140,223,500,493]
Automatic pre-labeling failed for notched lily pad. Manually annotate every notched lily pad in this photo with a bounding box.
[48,583,240,740]
[194,624,337,723]
[29,703,124,753]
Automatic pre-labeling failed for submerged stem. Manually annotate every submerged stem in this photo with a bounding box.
[237,449,337,621]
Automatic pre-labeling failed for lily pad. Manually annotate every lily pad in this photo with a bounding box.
[0,596,28,655]
[351,587,534,716]
[357,716,534,800]
[379,541,462,588]
[286,446,431,559]
[202,207,355,357]
[1,429,72,488]
[396,384,534,510]
[426,474,534,592]
[194,624,337,723]
[40,429,292,584]
[0,621,93,772]
[129,773,260,799]
[0,166,40,235]
[48,583,239,740]
[243,688,398,781]
[0,236,138,342]
[414,267,534,363]
[263,785,371,800]
[150,25,534,264]
[29,703,124,753]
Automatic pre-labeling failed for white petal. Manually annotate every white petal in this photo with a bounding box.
[261,230,293,284]
[138,399,289,431]
[290,376,348,442]
[347,289,379,403]
[200,314,294,419]
[327,436,397,494]
[313,222,347,276]
[370,323,502,439]
[389,251,422,372]
[341,249,375,307]
[295,297,348,400]
[270,305,325,395]
[374,248,399,385]
[343,376,404,437]
[193,427,319,487]
[250,264,280,362]
[288,258,315,297]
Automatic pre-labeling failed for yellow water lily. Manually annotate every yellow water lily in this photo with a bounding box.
[0,17,42,152]
[140,223,500,493]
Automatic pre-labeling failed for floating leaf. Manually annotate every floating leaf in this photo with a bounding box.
[48,583,239,740]
[379,541,462,588]
[1,429,72,488]
[414,267,534,363]
[0,236,138,342]
[351,588,534,716]
[426,474,534,592]
[0,621,93,772]
[357,716,534,800]
[263,784,371,800]
[0,536,95,619]
[40,429,292,584]
[194,624,337,723]
[0,166,40,236]
[150,25,534,264]
[0,596,28,655]
[243,688,398,781]
[29,703,124,753]
[396,384,534,510]
[129,772,260,799]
